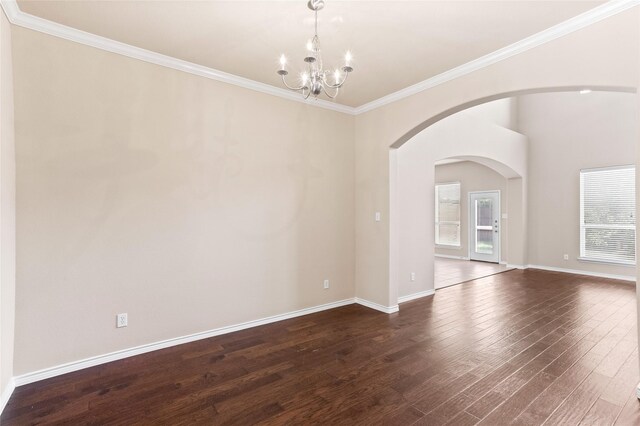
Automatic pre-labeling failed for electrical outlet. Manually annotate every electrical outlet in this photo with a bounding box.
[410,272,416,282]
[375,212,381,222]
[116,313,128,328]
[563,254,569,261]
[323,279,330,289]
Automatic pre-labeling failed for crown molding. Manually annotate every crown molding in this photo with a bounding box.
[1,0,638,116]
[353,0,640,114]
[0,0,17,21]
[0,0,356,115]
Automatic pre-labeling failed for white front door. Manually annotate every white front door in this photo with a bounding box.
[469,191,500,263]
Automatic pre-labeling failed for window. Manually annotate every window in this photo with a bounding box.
[580,165,636,265]
[435,183,461,246]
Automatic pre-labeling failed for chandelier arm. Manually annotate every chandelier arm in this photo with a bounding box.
[322,85,338,99]
[322,70,349,89]
[281,74,306,91]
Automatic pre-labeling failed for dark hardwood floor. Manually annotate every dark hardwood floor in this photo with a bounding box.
[3,269,640,425]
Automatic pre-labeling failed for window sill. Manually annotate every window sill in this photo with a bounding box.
[436,245,462,250]
[577,257,636,267]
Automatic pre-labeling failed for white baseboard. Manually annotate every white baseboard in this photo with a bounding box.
[506,264,527,270]
[0,378,15,415]
[13,262,631,389]
[355,297,399,314]
[435,254,470,261]
[14,296,404,387]
[526,264,635,282]
[13,298,356,386]
[398,289,435,304]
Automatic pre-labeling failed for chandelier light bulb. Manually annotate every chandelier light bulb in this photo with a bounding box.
[276,0,354,100]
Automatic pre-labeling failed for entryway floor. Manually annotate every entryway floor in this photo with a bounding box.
[435,257,513,289]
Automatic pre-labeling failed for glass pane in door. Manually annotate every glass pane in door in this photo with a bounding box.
[476,229,494,254]
[477,199,493,227]
[475,199,493,254]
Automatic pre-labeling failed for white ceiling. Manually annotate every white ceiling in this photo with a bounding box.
[17,0,604,107]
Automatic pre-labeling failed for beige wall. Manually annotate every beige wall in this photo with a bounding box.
[12,27,355,374]
[434,161,508,262]
[0,10,16,393]
[2,4,639,381]
[462,98,518,132]
[507,177,527,268]
[356,9,638,308]
[519,91,638,278]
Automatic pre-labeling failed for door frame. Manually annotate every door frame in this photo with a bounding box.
[468,190,501,263]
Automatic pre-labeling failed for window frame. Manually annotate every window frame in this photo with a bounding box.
[435,182,461,248]
[579,164,636,266]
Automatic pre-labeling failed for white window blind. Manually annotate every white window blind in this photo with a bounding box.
[435,183,461,246]
[580,165,636,265]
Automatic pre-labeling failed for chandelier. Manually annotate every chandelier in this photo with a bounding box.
[277,0,354,100]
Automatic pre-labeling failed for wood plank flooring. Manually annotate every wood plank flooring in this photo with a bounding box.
[434,257,512,289]
[3,269,639,425]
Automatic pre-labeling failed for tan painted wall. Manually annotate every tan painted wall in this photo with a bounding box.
[4,5,640,379]
[12,27,355,374]
[462,98,519,132]
[0,10,16,393]
[434,161,508,262]
[519,91,638,278]
[507,177,527,268]
[637,10,640,374]
[355,9,639,308]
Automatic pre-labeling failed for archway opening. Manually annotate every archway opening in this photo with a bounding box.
[432,157,522,290]
[389,87,637,308]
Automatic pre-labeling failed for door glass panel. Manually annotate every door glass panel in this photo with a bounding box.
[475,198,494,255]
[476,229,494,254]
[477,199,493,227]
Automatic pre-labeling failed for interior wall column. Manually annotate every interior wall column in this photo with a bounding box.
[506,177,527,268]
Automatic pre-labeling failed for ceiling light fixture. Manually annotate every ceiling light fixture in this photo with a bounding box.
[579,89,592,94]
[277,0,354,100]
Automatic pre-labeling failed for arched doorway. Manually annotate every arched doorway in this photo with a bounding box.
[388,87,635,310]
